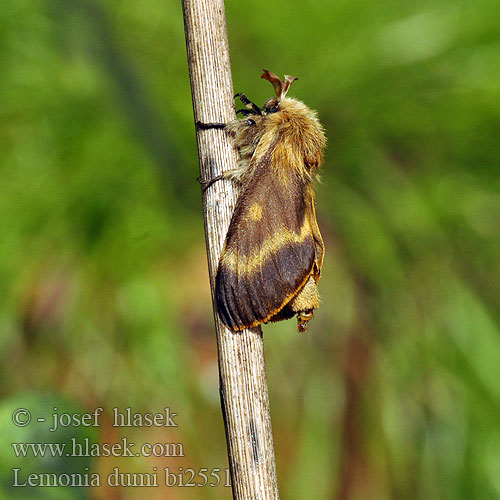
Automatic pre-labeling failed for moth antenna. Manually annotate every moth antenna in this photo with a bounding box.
[234,93,262,115]
[261,70,283,97]
[261,70,298,99]
[282,75,298,97]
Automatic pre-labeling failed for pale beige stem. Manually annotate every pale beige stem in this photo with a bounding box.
[182,1,280,498]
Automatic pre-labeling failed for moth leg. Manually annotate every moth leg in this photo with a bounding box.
[197,174,225,192]
[234,93,262,115]
[219,166,248,185]
[195,123,227,190]
[198,166,247,192]
[236,109,256,117]
[196,121,226,130]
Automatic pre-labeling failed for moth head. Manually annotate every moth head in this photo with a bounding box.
[232,70,320,146]
[260,70,303,118]
[234,70,298,121]
[262,97,280,115]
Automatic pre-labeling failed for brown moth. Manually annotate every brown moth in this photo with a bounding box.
[199,70,326,332]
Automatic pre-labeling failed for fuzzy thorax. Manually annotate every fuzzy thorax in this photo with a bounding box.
[225,97,326,185]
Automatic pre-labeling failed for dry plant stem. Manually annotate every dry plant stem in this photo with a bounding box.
[182,0,280,498]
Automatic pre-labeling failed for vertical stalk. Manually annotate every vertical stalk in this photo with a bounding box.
[182,1,280,498]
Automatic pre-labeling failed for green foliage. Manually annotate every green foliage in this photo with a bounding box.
[1,0,500,499]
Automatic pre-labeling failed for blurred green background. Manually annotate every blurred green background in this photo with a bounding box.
[2,0,500,499]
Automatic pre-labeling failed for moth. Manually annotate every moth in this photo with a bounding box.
[198,70,326,332]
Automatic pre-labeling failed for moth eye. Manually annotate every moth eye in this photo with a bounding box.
[246,119,256,126]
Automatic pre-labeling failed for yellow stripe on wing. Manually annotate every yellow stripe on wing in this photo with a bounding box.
[220,219,313,276]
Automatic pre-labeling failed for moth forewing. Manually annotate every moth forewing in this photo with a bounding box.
[215,70,326,332]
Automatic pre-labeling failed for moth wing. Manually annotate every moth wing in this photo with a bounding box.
[307,185,324,278]
[216,143,317,331]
